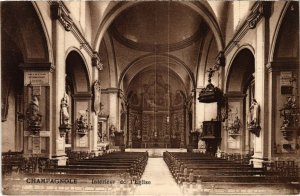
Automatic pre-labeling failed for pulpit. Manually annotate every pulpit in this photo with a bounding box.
[200,121,221,155]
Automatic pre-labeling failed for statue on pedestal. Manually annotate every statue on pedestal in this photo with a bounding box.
[59,92,71,137]
[26,96,42,134]
[247,99,261,136]
[60,92,70,126]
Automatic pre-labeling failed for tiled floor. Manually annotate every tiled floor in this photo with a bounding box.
[134,158,183,196]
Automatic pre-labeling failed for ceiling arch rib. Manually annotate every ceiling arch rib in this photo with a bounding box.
[118,54,196,91]
[127,66,189,97]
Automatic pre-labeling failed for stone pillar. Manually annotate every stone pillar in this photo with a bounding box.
[249,2,271,167]
[108,88,119,128]
[181,105,186,148]
[51,2,70,165]
[105,88,119,146]
[91,53,102,152]
[127,105,132,147]
[54,23,67,165]
[195,88,205,130]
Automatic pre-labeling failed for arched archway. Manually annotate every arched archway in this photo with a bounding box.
[126,67,188,148]
[95,1,224,150]
[268,2,299,156]
[65,51,92,151]
[118,54,196,91]
[66,50,91,94]
[269,2,299,63]
[1,2,51,153]
[93,1,224,52]
[224,48,255,155]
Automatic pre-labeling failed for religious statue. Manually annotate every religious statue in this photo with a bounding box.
[154,131,158,138]
[228,116,241,135]
[280,97,298,129]
[97,130,102,142]
[279,96,299,140]
[137,130,141,139]
[207,68,215,85]
[247,99,261,136]
[109,124,116,137]
[93,80,101,115]
[99,102,104,115]
[75,111,89,136]
[26,96,42,134]
[60,92,70,126]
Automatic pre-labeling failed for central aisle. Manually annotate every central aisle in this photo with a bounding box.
[134,158,183,196]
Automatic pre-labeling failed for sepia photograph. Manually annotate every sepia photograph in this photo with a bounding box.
[1,1,300,195]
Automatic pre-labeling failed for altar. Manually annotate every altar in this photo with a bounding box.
[125,148,187,157]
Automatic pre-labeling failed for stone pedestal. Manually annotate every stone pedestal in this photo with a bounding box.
[114,132,124,146]
[56,156,67,166]
[188,132,200,149]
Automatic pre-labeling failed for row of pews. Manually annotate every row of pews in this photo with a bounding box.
[3,151,148,195]
[164,152,300,195]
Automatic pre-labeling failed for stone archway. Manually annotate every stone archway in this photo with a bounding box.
[268,2,299,156]
[93,1,224,53]
[225,48,255,155]
[65,50,91,152]
[126,67,188,148]
[1,2,51,154]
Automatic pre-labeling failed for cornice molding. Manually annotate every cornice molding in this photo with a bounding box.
[50,1,103,71]
[102,88,120,94]
[19,62,54,72]
[50,1,72,31]
[248,2,271,29]
[266,60,299,73]
[224,2,272,56]
[225,92,246,99]
[72,93,93,99]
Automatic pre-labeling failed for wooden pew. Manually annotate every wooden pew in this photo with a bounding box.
[3,152,148,195]
[164,151,300,194]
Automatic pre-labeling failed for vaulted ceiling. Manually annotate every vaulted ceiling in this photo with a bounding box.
[111,2,204,52]
[96,1,229,95]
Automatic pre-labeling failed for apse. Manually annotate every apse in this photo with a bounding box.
[126,67,188,148]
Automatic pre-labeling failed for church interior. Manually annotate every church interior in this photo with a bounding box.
[1,1,300,195]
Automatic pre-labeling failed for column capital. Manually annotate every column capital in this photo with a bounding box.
[248,1,272,29]
[214,51,225,69]
[50,2,73,31]
[92,52,103,71]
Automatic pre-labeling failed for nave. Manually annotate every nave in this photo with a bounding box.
[1,1,300,195]
[2,150,300,195]
[134,158,182,195]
